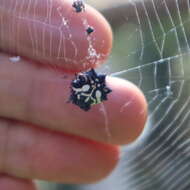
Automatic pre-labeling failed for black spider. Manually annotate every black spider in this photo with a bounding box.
[86,26,94,35]
[72,0,85,13]
[69,69,112,111]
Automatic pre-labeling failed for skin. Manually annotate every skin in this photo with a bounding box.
[0,0,147,189]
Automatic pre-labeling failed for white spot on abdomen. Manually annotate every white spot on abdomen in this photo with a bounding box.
[82,84,90,92]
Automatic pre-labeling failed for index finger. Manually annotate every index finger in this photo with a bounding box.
[0,0,112,72]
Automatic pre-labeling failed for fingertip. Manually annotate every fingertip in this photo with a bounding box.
[105,77,148,145]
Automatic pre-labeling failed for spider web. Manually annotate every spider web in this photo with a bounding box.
[99,0,190,190]
[80,0,190,190]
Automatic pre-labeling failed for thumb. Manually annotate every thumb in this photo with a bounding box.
[0,0,112,72]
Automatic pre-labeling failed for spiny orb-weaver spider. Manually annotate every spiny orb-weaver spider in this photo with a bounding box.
[69,69,112,111]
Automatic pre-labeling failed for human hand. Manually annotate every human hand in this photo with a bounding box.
[0,0,147,189]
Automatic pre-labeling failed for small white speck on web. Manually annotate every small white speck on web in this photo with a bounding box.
[9,56,21,63]
[62,17,69,26]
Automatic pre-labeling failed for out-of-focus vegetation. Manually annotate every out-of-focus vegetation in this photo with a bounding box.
[85,0,128,10]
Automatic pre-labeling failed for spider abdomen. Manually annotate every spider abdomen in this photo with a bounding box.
[69,69,112,111]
